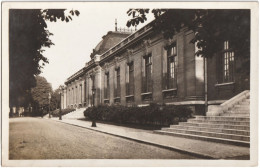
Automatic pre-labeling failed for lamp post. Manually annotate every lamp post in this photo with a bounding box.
[48,92,51,118]
[59,85,64,120]
[91,87,96,127]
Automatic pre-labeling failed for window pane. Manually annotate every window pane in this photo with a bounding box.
[129,64,134,95]
[222,41,235,83]
[117,69,120,97]
[166,44,177,89]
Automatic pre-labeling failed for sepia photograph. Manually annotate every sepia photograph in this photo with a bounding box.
[1,1,258,167]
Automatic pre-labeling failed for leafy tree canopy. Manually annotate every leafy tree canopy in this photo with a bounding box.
[9,9,80,108]
[31,76,52,108]
[126,9,250,63]
[50,89,61,110]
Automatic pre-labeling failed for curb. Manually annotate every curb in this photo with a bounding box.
[50,119,215,159]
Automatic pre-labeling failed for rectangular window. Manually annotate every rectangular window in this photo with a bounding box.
[115,68,121,98]
[68,89,70,105]
[104,73,109,99]
[80,84,82,104]
[92,76,95,89]
[142,54,152,93]
[220,40,235,83]
[84,81,87,105]
[167,44,177,89]
[126,63,134,96]
[91,75,95,106]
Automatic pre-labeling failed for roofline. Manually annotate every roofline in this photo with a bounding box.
[65,19,156,84]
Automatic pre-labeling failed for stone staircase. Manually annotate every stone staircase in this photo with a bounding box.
[221,98,250,117]
[154,91,250,147]
[62,107,86,119]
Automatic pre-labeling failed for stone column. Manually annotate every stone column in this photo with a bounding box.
[61,94,64,109]
[63,89,67,109]
[76,85,78,106]
[75,84,77,106]
[66,89,67,108]
[77,83,80,105]
[81,81,83,105]
[83,80,86,106]
[69,87,71,107]
[88,76,92,107]
[84,77,87,106]
[195,42,204,98]
[80,82,82,105]
[72,87,74,106]
[94,66,102,106]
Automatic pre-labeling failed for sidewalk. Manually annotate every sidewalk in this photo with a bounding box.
[48,117,250,159]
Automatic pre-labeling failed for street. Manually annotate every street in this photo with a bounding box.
[9,117,197,159]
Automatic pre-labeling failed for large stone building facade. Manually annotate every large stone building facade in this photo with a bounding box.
[61,11,250,115]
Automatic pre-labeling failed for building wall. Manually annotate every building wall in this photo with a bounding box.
[93,28,205,108]
[63,26,249,114]
[207,52,250,101]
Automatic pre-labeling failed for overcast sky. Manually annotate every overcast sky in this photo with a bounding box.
[41,6,154,90]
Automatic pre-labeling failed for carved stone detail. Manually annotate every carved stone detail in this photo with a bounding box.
[127,49,134,56]
[166,38,175,47]
[126,49,134,64]
[142,39,152,55]
[114,56,120,69]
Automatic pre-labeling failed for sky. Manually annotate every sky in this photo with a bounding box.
[41,6,154,90]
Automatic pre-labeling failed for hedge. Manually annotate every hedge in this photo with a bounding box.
[83,103,192,126]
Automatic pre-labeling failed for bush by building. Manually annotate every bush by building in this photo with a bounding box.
[83,103,192,126]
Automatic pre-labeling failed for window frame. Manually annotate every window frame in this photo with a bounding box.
[144,54,152,93]
[104,72,110,100]
[126,62,134,96]
[219,40,235,84]
[166,43,178,90]
[114,67,121,100]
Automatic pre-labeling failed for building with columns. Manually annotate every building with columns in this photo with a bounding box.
[61,10,250,115]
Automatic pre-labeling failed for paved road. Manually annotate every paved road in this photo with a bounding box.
[9,117,197,159]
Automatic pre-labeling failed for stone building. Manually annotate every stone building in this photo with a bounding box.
[61,11,250,115]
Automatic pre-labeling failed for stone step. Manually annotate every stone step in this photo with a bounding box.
[64,113,84,117]
[234,102,250,108]
[239,101,250,105]
[166,125,250,136]
[194,116,250,122]
[234,104,249,108]
[188,119,250,126]
[154,130,250,147]
[232,106,250,110]
[243,99,250,103]
[64,115,84,118]
[179,122,250,131]
[159,128,249,141]
[221,113,250,117]
[62,109,86,119]
[225,110,250,114]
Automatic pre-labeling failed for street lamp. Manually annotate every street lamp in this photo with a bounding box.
[59,85,64,120]
[91,87,96,127]
[48,92,51,118]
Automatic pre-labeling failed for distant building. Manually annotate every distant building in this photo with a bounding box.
[61,10,250,115]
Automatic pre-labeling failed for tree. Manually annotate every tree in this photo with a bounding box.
[50,89,60,111]
[126,9,250,74]
[30,76,52,116]
[9,9,80,115]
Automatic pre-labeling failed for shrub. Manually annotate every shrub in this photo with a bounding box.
[83,104,192,126]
